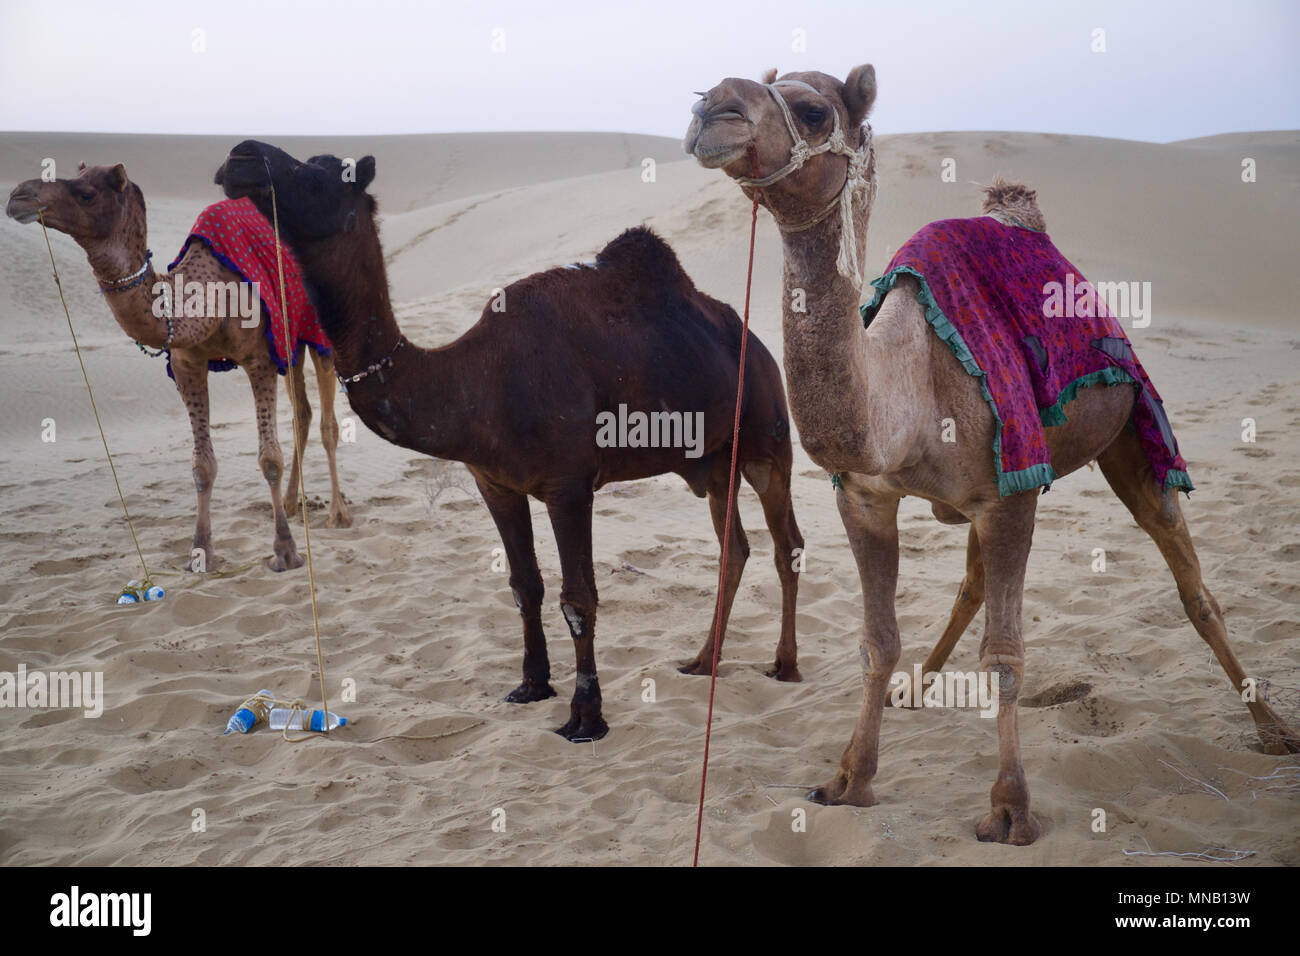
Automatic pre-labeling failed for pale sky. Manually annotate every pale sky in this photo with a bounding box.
[1,0,1296,142]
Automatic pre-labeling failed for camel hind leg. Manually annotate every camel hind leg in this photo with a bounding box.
[678,451,750,678]
[1097,427,1299,754]
[244,354,303,572]
[891,525,985,706]
[310,348,352,528]
[744,456,804,681]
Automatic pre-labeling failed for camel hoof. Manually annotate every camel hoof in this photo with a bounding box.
[765,663,803,682]
[807,774,876,807]
[677,658,714,676]
[555,714,609,742]
[505,681,557,704]
[265,547,305,572]
[976,806,1041,845]
[326,508,353,529]
[1258,720,1300,755]
[1262,738,1300,756]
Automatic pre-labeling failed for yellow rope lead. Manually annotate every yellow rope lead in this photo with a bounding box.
[266,180,331,736]
[38,209,153,590]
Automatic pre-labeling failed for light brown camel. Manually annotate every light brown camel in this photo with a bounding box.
[685,65,1300,843]
[6,163,351,572]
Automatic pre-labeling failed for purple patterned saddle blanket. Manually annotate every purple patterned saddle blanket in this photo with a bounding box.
[861,216,1191,496]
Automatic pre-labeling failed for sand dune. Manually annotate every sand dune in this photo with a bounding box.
[0,129,1297,866]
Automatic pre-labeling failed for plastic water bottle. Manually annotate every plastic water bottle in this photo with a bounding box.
[117,580,165,604]
[224,689,274,735]
[269,707,347,732]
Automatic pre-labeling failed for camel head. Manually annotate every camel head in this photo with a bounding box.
[214,140,376,246]
[6,162,144,242]
[684,65,877,228]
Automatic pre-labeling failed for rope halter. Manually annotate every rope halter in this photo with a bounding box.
[732,80,876,287]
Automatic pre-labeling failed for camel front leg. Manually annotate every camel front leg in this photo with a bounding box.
[472,473,555,704]
[311,349,352,528]
[170,351,217,571]
[244,359,303,572]
[546,485,607,741]
[973,495,1041,845]
[752,457,804,681]
[808,481,901,807]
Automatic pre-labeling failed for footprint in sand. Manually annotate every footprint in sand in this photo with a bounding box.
[1020,680,1092,708]
[30,553,114,576]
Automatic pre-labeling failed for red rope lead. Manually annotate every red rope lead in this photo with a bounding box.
[692,148,763,867]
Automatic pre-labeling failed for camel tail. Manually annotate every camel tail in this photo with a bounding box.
[981,177,1046,232]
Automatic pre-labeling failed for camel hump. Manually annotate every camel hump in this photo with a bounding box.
[980,177,1046,232]
[595,226,692,289]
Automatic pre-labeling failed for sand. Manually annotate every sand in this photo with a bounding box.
[0,128,1296,866]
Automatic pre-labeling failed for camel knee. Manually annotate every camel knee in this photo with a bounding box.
[774,525,805,576]
[191,459,216,494]
[980,654,1025,699]
[1134,490,1183,538]
[560,600,595,641]
[291,401,312,441]
[860,632,901,679]
[259,451,284,486]
[320,414,339,447]
[509,574,544,616]
[1179,586,1221,627]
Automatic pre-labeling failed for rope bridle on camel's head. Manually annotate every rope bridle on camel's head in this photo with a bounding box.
[732,79,877,287]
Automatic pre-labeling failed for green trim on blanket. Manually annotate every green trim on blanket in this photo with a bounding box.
[862,265,1051,496]
[1038,366,1136,427]
[861,265,1185,498]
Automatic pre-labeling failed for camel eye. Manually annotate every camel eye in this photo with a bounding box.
[75,190,95,204]
[799,107,827,126]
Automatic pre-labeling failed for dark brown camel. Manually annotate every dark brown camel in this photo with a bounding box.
[214,140,804,740]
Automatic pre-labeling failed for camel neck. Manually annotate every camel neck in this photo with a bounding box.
[777,200,873,472]
[79,228,212,351]
[301,226,475,463]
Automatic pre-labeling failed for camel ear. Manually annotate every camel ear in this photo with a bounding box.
[77,161,87,173]
[107,163,129,191]
[760,68,778,84]
[355,155,376,190]
[843,64,877,126]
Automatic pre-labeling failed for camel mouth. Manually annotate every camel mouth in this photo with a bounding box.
[215,152,271,197]
[692,141,748,170]
[5,193,43,224]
